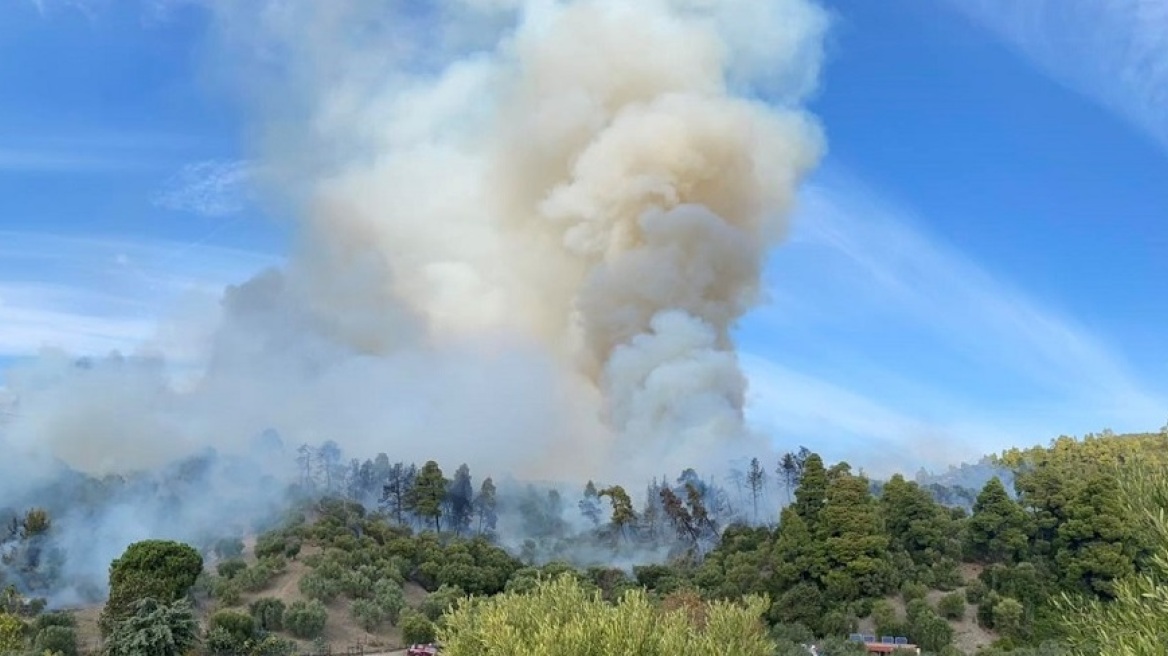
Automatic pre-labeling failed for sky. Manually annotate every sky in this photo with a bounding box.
[1,0,1166,473]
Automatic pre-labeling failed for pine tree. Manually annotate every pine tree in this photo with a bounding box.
[794,453,828,529]
[579,481,602,527]
[747,457,766,523]
[447,464,474,536]
[966,477,1032,563]
[412,461,448,532]
[474,477,498,534]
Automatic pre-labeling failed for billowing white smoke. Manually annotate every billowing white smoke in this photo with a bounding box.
[206,0,827,477]
[0,0,828,600]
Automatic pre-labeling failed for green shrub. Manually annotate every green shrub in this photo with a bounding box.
[299,570,342,602]
[254,532,288,560]
[351,599,386,632]
[217,559,247,580]
[285,599,328,639]
[214,538,246,559]
[398,608,436,645]
[965,579,988,604]
[33,625,78,656]
[209,609,256,646]
[204,626,239,655]
[99,540,203,636]
[872,599,908,637]
[938,592,966,620]
[340,569,376,599]
[373,580,406,624]
[419,585,465,622]
[819,609,856,637]
[900,581,927,603]
[33,612,75,631]
[252,634,297,656]
[212,577,242,606]
[905,598,931,624]
[931,559,964,591]
[237,561,278,593]
[850,597,874,619]
[249,597,286,631]
[909,607,954,652]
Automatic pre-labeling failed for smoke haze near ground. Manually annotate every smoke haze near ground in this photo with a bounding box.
[0,0,829,601]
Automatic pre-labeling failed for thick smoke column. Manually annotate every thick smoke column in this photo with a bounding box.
[0,0,829,600]
[211,0,827,476]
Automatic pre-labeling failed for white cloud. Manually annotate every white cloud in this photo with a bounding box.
[0,149,144,173]
[153,159,254,217]
[947,0,1168,152]
[741,354,1007,476]
[0,230,278,360]
[739,171,1167,469]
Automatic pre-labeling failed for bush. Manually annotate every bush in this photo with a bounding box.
[33,625,78,656]
[340,569,376,599]
[965,579,988,604]
[212,577,242,606]
[217,559,248,580]
[254,532,288,560]
[770,622,814,646]
[252,635,297,656]
[214,538,246,559]
[99,540,204,636]
[299,570,342,602]
[437,576,777,656]
[938,592,966,620]
[819,609,856,637]
[909,607,954,652]
[237,561,279,593]
[204,627,240,655]
[900,581,928,603]
[398,608,436,645]
[850,597,874,619]
[905,598,931,624]
[871,600,899,632]
[419,585,465,621]
[931,559,964,591]
[373,580,406,624]
[209,609,256,645]
[285,599,328,639]
[351,599,387,632]
[33,612,75,631]
[249,597,286,631]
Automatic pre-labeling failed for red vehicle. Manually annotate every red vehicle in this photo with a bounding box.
[405,644,439,656]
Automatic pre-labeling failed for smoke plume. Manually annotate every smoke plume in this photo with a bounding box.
[0,0,829,601]
[207,0,828,477]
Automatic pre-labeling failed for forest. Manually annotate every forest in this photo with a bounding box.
[0,427,1166,656]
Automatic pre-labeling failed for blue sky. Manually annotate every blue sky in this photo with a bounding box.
[2,0,1166,471]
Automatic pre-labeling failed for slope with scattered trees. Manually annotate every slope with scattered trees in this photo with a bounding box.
[1,427,1167,655]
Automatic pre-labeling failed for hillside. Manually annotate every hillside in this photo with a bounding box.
[3,427,1167,656]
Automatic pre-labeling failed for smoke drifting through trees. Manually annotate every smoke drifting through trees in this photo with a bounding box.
[0,0,830,606]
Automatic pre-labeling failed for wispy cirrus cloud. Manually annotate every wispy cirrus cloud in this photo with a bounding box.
[739,171,1167,472]
[0,131,213,174]
[153,159,254,217]
[946,0,1168,152]
[0,230,278,360]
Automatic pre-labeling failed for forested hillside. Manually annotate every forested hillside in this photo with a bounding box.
[0,427,1166,655]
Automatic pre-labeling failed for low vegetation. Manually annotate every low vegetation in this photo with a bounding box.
[0,429,1164,655]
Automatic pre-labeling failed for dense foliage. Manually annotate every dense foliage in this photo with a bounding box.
[437,574,776,656]
[2,427,1166,655]
[99,540,204,636]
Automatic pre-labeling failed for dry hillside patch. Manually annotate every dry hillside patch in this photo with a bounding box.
[856,580,997,654]
[68,538,433,654]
